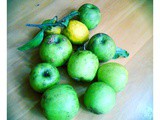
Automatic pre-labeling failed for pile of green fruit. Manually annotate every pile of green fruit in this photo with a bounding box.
[18,3,129,120]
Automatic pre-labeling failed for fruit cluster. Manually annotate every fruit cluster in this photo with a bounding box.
[18,3,129,120]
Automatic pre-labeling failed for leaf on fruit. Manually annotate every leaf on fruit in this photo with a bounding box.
[112,47,129,59]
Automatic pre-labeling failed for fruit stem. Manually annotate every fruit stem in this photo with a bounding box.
[43,70,50,77]
[59,10,79,22]
[26,22,64,29]
[26,24,46,29]
[26,10,79,28]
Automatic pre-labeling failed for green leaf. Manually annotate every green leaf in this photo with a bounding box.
[65,10,79,20]
[60,10,79,27]
[113,47,129,59]
[18,30,44,51]
[61,19,69,27]
[41,16,58,30]
[26,16,58,29]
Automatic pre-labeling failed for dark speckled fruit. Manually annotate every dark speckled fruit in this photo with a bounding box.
[29,63,60,93]
[78,3,101,30]
[87,33,116,62]
[41,84,79,120]
[39,34,72,67]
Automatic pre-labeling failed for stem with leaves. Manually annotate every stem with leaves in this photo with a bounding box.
[18,10,79,51]
[26,10,79,29]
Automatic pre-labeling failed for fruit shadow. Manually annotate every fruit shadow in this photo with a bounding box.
[17,72,45,119]
[28,101,45,119]
[78,94,89,112]
[58,65,91,89]
[17,47,42,69]
[29,48,43,67]
[18,74,42,100]
[17,48,44,118]
[58,65,97,112]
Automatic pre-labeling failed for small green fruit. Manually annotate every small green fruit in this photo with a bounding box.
[45,26,61,35]
[41,84,79,120]
[78,3,101,30]
[40,34,72,67]
[29,63,60,93]
[87,33,116,62]
[84,82,116,114]
[98,62,128,92]
[67,50,99,82]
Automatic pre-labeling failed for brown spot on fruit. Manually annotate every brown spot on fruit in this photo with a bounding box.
[51,58,54,62]
[47,36,55,44]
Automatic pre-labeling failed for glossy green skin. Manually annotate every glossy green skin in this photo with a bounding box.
[78,3,101,30]
[67,50,99,82]
[87,33,116,62]
[41,84,79,120]
[98,62,128,92]
[29,63,60,93]
[84,82,116,114]
[40,34,73,67]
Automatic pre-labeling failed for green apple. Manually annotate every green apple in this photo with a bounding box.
[87,33,116,62]
[41,84,79,120]
[98,62,128,92]
[78,3,101,30]
[67,50,99,82]
[29,63,60,93]
[39,34,72,67]
[84,82,116,114]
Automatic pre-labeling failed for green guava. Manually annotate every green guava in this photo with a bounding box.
[39,34,72,67]
[29,63,60,93]
[84,82,116,114]
[41,84,79,120]
[87,33,116,62]
[67,50,99,82]
[78,3,101,30]
[98,62,128,92]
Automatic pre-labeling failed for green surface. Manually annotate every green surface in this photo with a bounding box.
[87,33,116,62]
[39,34,72,67]
[98,62,128,92]
[41,84,79,120]
[29,63,60,93]
[84,82,116,114]
[78,3,101,30]
[67,50,99,82]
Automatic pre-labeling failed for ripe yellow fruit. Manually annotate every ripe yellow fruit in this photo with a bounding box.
[63,20,89,45]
